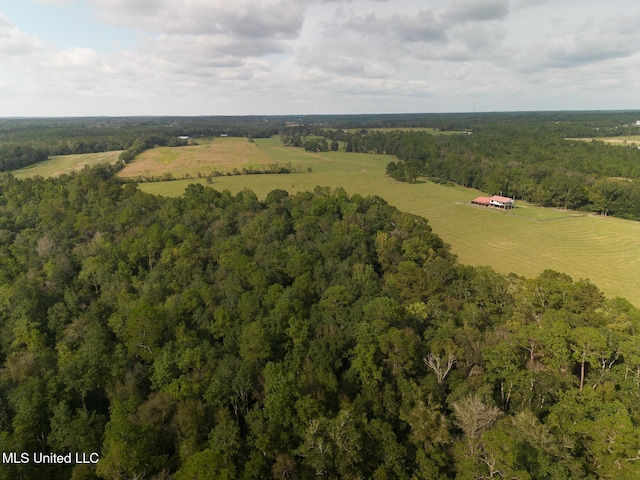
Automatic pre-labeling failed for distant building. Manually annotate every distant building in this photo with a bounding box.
[489,195,515,209]
[471,196,491,206]
[178,135,189,140]
[471,195,515,209]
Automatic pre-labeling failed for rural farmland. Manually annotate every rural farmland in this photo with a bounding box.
[128,137,640,306]
[4,0,640,473]
[118,136,284,180]
[4,113,640,479]
[11,134,640,305]
[567,135,640,146]
[10,150,122,179]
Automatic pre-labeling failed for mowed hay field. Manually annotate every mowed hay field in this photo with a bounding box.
[138,137,395,198]
[140,137,640,306]
[343,127,464,135]
[567,136,640,146]
[11,151,122,179]
[119,137,278,179]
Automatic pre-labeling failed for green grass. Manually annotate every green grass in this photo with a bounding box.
[11,137,640,305]
[153,149,180,165]
[419,203,640,302]
[11,151,122,179]
[340,127,464,135]
[139,147,393,198]
[139,138,640,306]
[566,136,640,146]
[119,137,275,179]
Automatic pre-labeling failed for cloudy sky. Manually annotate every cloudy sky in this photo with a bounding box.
[1,0,639,116]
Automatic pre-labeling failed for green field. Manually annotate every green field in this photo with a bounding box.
[119,137,281,179]
[341,127,465,135]
[139,137,640,305]
[567,135,640,146]
[11,137,640,305]
[11,151,122,179]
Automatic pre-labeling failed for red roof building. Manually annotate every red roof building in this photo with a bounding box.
[471,196,491,206]
[470,195,515,209]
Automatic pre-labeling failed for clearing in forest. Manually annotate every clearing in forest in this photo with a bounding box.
[566,136,640,146]
[139,137,640,307]
[340,127,465,135]
[118,136,285,180]
[11,151,122,179]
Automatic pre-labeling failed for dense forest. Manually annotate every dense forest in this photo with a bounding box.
[0,167,639,479]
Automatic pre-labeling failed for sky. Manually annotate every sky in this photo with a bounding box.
[0,0,639,116]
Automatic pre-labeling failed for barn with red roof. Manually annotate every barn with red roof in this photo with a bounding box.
[471,196,491,206]
[471,195,515,209]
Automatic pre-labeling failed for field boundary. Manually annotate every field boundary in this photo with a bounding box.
[12,137,640,306]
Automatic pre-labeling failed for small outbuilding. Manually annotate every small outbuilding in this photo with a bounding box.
[471,195,515,209]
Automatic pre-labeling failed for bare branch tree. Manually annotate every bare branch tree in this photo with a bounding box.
[424,352,456,384]
[452,395,501,440]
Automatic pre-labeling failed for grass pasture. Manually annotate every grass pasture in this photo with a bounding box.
[419,203,640,303]
[118,137,283,180]
[11,151,122,179]
[340,127,465,135]
[139,138,640,305]
[566,136,640,146]
[138,144,394,199]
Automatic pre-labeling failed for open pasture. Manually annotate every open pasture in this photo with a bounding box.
[139,142,394,198]
[11,150,122,179]
[118,137,278,179]
[140,138,640,305]
[340,127,464,135]
[566,136,640,146]
[10,136,640,305]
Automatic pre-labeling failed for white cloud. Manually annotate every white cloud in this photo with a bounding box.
[516,14,639,71]
[45,47,102,69]
[156,33,290,60]
[444,0,509,23]
[0,15,43,56]
[92,0,306,38]
[391,9,448,43]
[513,0,548,8]
[297,45,391,78]
[1,0,640,115]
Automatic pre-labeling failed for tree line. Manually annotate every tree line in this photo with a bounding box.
[0,167,639,479]
[314,125,640,219]
[0,117,285,172]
